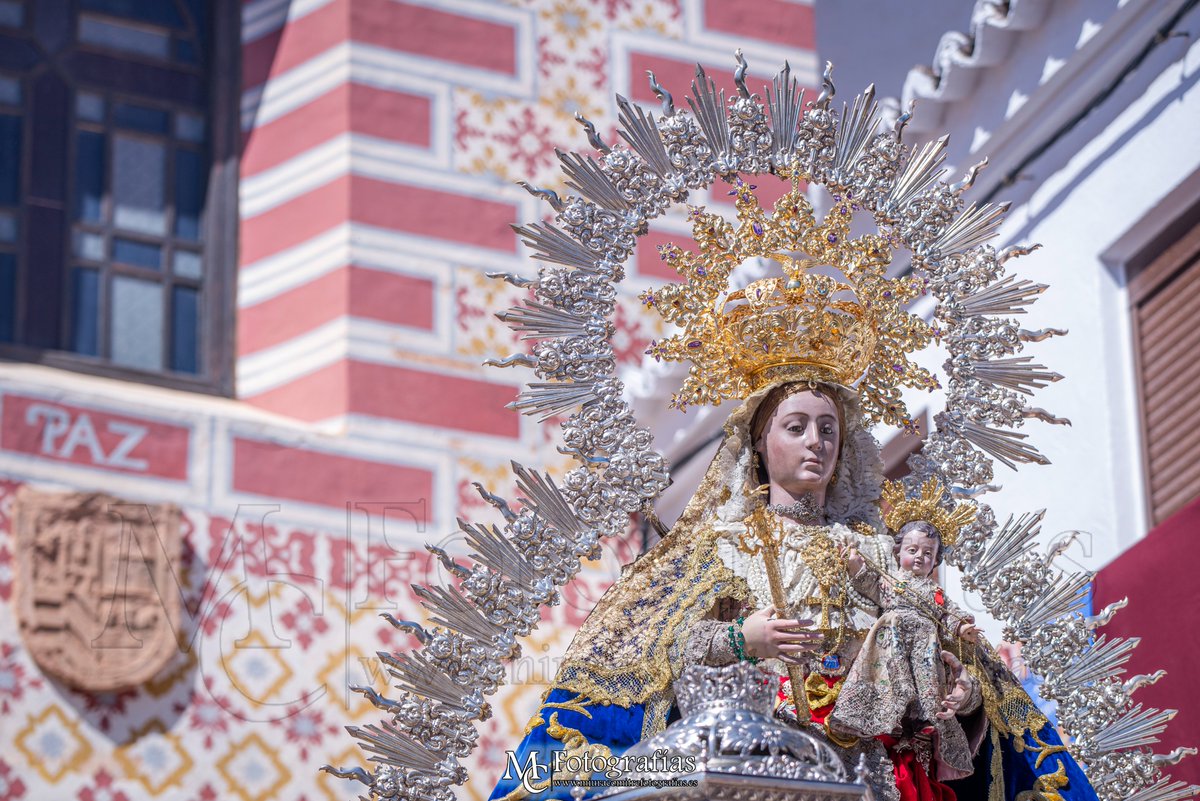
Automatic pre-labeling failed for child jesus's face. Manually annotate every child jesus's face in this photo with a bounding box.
[897,528,939,577]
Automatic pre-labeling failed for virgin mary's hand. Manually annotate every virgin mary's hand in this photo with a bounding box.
[741,606,821,664]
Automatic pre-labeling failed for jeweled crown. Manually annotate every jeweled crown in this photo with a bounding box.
[882,477,977,547]
[642,170,938,429]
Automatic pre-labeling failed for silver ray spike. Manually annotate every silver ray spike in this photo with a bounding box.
[558,445,609,463]
[1085,597,1128,629]
[615,94,674,176]
[319,765,372,785]
[1061,635,1142,687]
[959,419,1049,468]
[1014,571,1091,630]
[950,483,1001,497]
[376,648,476,705]
[927,202,1010,257]
[349,720,443,770]
[1092,704,1178,752]
[473,482,517,522]
[380,614,429,643]
[457,519,538,588]
[352,684,403,714]
[815,61,835,107]
[512,462,584,539]
[883,135,949,212]
[1125,670,1168,695]
[949,157,988,195]
[425,544,470,579]
[957,274,1048,317]
[1022,407,1070,425]
[894,99,915,138]
[496,300,592,339]
[1155,747,1198,766]
[688,66,730,159]
[646,70,674,116]
[516,181,565,212]
[768,61,804,164]
[733,49,751,99]
[512,222,600,271]
[509,381,598,420]
[483,353,538,370]
[1019,327,1068,342]
[485,270,536,289]
[412,584,506,642]
[1122,777,1200,801]
[973,510,1044,579]
[575,111,611,154]
[832,84,878,181]
[1043,531,1081,564]
[999,242,1041,264]
[557,150,630,211]
[970,356,1063,394]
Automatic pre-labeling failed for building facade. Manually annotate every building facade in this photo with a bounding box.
[0,1,821,800]
[3,0,1198,799]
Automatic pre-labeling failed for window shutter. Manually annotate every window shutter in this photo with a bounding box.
[1131,218,1200,524]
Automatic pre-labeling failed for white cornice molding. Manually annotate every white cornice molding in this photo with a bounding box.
[900,0,1051,126]
[897,0,1196,202]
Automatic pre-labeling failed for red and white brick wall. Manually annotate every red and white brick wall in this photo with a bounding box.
[0,2,818,799]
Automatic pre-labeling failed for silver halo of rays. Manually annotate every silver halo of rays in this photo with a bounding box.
[322,52,1194,801]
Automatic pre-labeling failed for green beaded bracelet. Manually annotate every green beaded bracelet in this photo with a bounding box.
[728,616,759,664]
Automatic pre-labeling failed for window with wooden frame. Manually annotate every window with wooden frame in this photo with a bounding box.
[0,0,237,394]
[1129,209,1200,526]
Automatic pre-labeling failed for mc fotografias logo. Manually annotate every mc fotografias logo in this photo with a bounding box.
[502,748,699,794]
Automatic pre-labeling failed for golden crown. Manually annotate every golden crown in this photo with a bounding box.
[882,477,977,548]
[642,168,938,429]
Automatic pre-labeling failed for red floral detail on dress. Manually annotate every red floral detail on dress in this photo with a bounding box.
[934,588,945,606]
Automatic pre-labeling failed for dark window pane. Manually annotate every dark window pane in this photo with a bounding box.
[29,71,67,202]
[174,111,203,143]
[110,274,161,369]
[172,248,201,279]
[171,284,197,372]
[81,0,184,29]
[113,236,160,269]
[22,205,64,348]
[0,75,19,105]
[69,266,99,355]
[173,36,196,65]
[114,101,167,134]
[113,134,165,234]
[75,91,104,121]
[74,129,105,221]
[0,251,14,341]
[79,15,170,60]
[182,0,207,50]
[0,210,15,241]
[0,2,23,28]
[174,147,204,240]
[68,51,206,106]
[0,113,20,205]
[34,0,70,52]
[72,229,104,259]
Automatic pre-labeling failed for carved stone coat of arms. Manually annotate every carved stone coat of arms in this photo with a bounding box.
[13,488,182,692]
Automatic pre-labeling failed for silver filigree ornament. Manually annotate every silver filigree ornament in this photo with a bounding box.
[598,663,866,801]
[323,53,1192,801]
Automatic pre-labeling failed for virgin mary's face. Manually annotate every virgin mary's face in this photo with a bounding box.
[756,390,841,496]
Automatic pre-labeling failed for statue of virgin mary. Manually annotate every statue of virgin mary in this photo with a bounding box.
[489,375,1096,801]
[324,55,1187,801]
